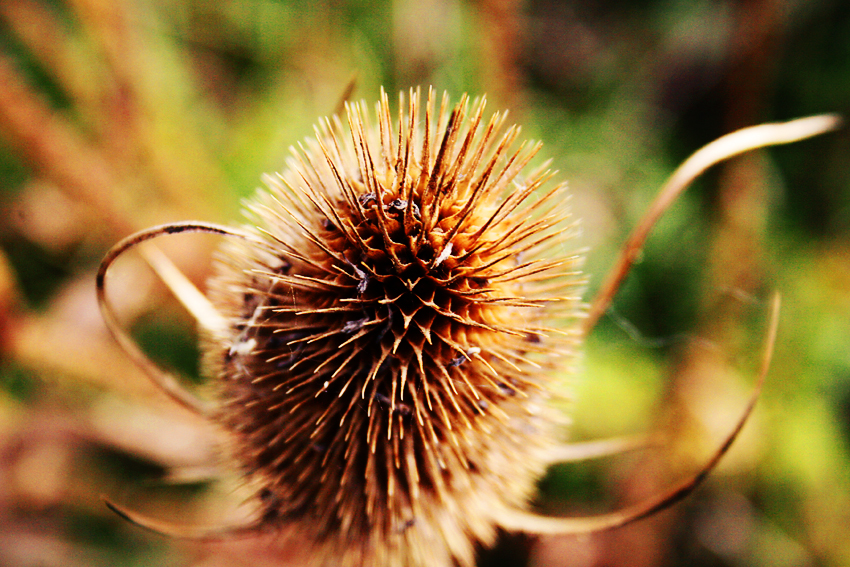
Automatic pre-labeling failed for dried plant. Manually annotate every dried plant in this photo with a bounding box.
[96,88,838,567]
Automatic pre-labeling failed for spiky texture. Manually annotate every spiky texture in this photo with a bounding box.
[204,88,584,567]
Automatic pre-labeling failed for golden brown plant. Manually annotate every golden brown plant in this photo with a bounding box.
[96,88,839,567]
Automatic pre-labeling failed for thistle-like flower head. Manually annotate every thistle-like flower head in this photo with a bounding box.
[204,88,584,566]
[94,83,837,567]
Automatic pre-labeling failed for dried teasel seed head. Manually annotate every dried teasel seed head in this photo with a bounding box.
[203,88,585,567]
[95,87,837,564]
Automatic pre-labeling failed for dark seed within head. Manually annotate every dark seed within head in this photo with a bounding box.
[203,88,584,567]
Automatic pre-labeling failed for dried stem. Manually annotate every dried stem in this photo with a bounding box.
[96,222,256,416]
[542,434,659,465]
[137,244,229,336]
[495,293,780,535]
[583,115,841,336]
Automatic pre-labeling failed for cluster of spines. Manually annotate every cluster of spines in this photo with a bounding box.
[204,87,583,567]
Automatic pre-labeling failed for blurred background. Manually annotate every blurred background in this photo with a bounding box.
[0,0,849,566]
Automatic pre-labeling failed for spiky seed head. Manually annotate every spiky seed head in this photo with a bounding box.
[204,88,584,567]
